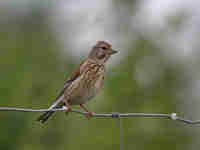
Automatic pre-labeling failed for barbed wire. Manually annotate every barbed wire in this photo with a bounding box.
[0,106,200,124]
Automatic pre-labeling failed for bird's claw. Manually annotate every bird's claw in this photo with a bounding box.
[85,112,94,120]
[64,106,71,115]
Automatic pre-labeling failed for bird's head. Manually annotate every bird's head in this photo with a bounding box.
[89,41,118,64]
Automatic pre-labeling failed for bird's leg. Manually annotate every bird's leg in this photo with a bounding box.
[80,104,93,119]
[65,102,71,113]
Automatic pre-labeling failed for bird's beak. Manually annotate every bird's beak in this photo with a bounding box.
[110,49,118,55]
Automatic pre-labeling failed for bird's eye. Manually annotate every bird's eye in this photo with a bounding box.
[101,47,107,50]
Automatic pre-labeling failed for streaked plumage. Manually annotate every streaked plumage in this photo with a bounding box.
[37,41,117,123]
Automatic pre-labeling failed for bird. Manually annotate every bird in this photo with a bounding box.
[37,41,118,123]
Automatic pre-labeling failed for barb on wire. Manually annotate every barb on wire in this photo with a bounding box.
[0,106,200,125]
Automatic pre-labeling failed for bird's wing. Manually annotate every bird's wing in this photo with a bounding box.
[47,64,82,110]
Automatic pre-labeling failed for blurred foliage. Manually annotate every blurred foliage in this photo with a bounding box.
[0,4,193,150]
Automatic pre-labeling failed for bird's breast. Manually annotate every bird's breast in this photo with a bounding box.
[65,63,105,105]
[84,65,105,101]
[87,72,105,101]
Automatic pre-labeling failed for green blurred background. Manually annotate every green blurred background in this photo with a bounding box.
[0,0,200,150]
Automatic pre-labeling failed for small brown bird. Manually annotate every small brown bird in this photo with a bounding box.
[37,41,117,123]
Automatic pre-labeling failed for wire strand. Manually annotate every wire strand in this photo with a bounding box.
[119,118,123,150]
[0,106,200,124]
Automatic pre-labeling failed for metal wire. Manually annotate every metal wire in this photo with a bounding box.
[119,118,123,150]
[111,112,123,150]
[1,106,200,150]
[0,107,200,125]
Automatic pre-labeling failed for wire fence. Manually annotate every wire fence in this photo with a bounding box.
[0,106,200,124]
[0,106,200,150]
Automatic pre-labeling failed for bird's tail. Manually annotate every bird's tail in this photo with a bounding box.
[37,96,65,124]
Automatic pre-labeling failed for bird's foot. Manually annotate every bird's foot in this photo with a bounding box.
[63,104,71,115]
[85,112,94,120]
[80,104,93,119]
[66,106,71,113]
